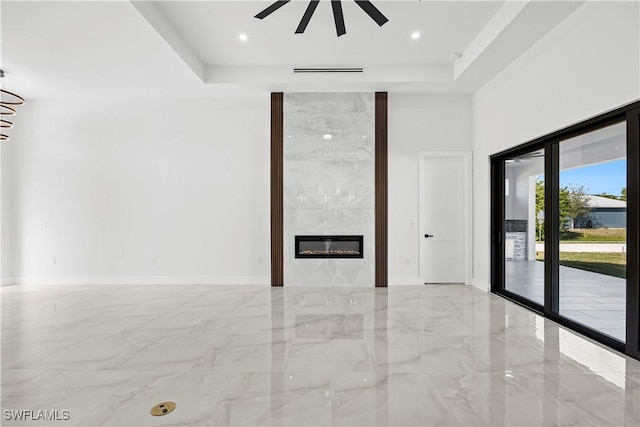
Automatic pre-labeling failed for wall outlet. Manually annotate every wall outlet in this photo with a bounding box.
[52,256,56,265]
[258,257,264,265]
[152,257,158,265]
[36,221,47,229]
[406,258,411,265]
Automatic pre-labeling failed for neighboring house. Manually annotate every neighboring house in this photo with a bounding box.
[576,195,626,228]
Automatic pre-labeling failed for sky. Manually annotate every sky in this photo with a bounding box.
[559,159,626,196]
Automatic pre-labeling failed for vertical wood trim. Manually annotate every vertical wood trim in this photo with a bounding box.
[271,93,284,287]
[375,92,388,287]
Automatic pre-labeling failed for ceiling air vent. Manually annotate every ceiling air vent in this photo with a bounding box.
[293,67,364,73]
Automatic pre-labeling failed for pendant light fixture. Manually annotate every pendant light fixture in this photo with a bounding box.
[0,69,26,142]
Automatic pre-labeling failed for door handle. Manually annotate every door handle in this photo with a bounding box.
[424,234,434,238]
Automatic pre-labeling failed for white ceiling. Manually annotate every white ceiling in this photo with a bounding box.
[0,0,586,99]
[155,1,503,66]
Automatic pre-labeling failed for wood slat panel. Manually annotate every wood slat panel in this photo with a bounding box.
[271,93,284,287]
[375,92,388,287]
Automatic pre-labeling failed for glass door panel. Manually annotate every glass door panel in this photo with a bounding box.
[558,122,627,342]
[504,150,545,305]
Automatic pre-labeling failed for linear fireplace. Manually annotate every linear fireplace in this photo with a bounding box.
[295,235,364,259]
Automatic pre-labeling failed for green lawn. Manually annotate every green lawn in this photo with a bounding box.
[536,251,626,278]
[559,228,626,242]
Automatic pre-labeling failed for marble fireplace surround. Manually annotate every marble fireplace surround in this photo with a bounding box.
[270,93,388,287]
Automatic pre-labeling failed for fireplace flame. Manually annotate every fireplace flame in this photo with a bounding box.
[299,250,360,255]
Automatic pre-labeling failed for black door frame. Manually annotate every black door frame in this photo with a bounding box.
[491,99,640,360]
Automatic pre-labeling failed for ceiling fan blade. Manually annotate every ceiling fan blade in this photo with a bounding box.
[331,0,346,37]
[353,0,388,27]
[296,1,320,34]
[255,1,291,19]
[521,152,544,158]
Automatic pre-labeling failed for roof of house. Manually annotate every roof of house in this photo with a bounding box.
[586,195,627,208]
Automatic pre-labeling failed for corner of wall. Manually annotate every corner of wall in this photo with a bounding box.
[0,133,14,284]
[471,277,490,293]
[1,277,17,287]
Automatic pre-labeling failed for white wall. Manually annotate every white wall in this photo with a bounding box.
[7,97,271,285]
[505,159,543,220]
[1,140,14,285]
[472,1,640,291]
[1,119,18,285]
[388,94,472,284]
[4,93,472,287]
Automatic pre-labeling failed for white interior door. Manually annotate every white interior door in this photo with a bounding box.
[420,153,470,284]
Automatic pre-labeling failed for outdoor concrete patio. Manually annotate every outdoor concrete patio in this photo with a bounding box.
[505,260,625,341]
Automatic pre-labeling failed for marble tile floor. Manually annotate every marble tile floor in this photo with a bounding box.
[1,284,639,426]
[506,260,626,341]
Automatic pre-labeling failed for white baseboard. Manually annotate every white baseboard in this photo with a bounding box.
[389,277,476,286]
[471,277,490,292]
[13,276,270,286]
[1,277,17,287]
[6,276,480,288]
[389,277,424,286]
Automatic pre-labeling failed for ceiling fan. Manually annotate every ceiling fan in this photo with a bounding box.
[255,0,389,37]
[506,151,544,163]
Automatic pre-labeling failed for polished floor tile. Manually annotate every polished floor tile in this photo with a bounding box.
[1,284,639,426]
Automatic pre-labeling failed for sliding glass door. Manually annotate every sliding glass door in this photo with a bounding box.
[491,100,640,360]
[504,149,545,306]
[558,122,627,342]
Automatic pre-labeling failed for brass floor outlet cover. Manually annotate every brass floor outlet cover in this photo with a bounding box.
[150,401,176,416]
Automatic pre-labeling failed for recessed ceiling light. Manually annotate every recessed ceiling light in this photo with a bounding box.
[411,31,421,40]
[323,134,333,140]
[239,33,248,42]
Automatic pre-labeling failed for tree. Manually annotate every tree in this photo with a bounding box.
[535,179,545,241]
[535,181,591,236]
[621,187,627,201]
[559,187,570,231]
[562,185,591,230]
